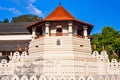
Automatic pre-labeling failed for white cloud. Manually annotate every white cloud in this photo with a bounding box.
[27,4,44,17]
[8,8,22,14]
[0,0,44,17]
[0,6,22,15]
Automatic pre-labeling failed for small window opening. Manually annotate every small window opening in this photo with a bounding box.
[57,39,61,45]
[2,65,4,67]
[80,45,84,47]
[57,28,62,32]
[35,45,39,48]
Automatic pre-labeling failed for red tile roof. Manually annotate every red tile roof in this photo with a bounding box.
[44,5,76,21]
[26,5,93,34]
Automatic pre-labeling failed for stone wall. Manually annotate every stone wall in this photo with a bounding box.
[0,49,119,79]
[0,75,120,80]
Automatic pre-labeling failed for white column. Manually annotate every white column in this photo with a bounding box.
[83,26,88,39]
[68,22,73,36]
[32,27,36,41]
[45,23,49,37]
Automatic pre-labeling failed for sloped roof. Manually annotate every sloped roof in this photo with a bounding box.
[44,5,76,21]
[0,40,30,51]
[26,5,93,34]
[0,22,32,35]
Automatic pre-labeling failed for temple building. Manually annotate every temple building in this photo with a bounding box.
[0,5,120,80]
[26,4,96,77]
[0,22,32,56]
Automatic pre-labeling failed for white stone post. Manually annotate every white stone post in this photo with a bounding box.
[9,52,13,59]
[32,27,36,41]
[83,26,88,39]
[68,22,73,36]
[45,23,49,37]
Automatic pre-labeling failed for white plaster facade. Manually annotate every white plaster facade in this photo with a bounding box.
[0,36,120,80]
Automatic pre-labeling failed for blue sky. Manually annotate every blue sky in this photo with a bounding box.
[0,0,120,34]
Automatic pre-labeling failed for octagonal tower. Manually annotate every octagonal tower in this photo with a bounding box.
[26,5,98,78]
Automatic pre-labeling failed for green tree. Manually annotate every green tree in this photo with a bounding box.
[2,18,9,23]
[92,26,120,61]
[11,14,42,22]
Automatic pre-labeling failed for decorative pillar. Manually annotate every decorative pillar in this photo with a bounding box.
[45,23,49,37]
[68,22,73,36]
[32,27,36,41]
[83,26,88,39]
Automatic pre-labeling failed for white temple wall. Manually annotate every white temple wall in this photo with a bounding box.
[0,75,119,80]
[0,35,32,40]
[29,36,92,58]
[0,51,120,78]
[0,59,14,75]
[97,61,107,75]
[0,37,120,78]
